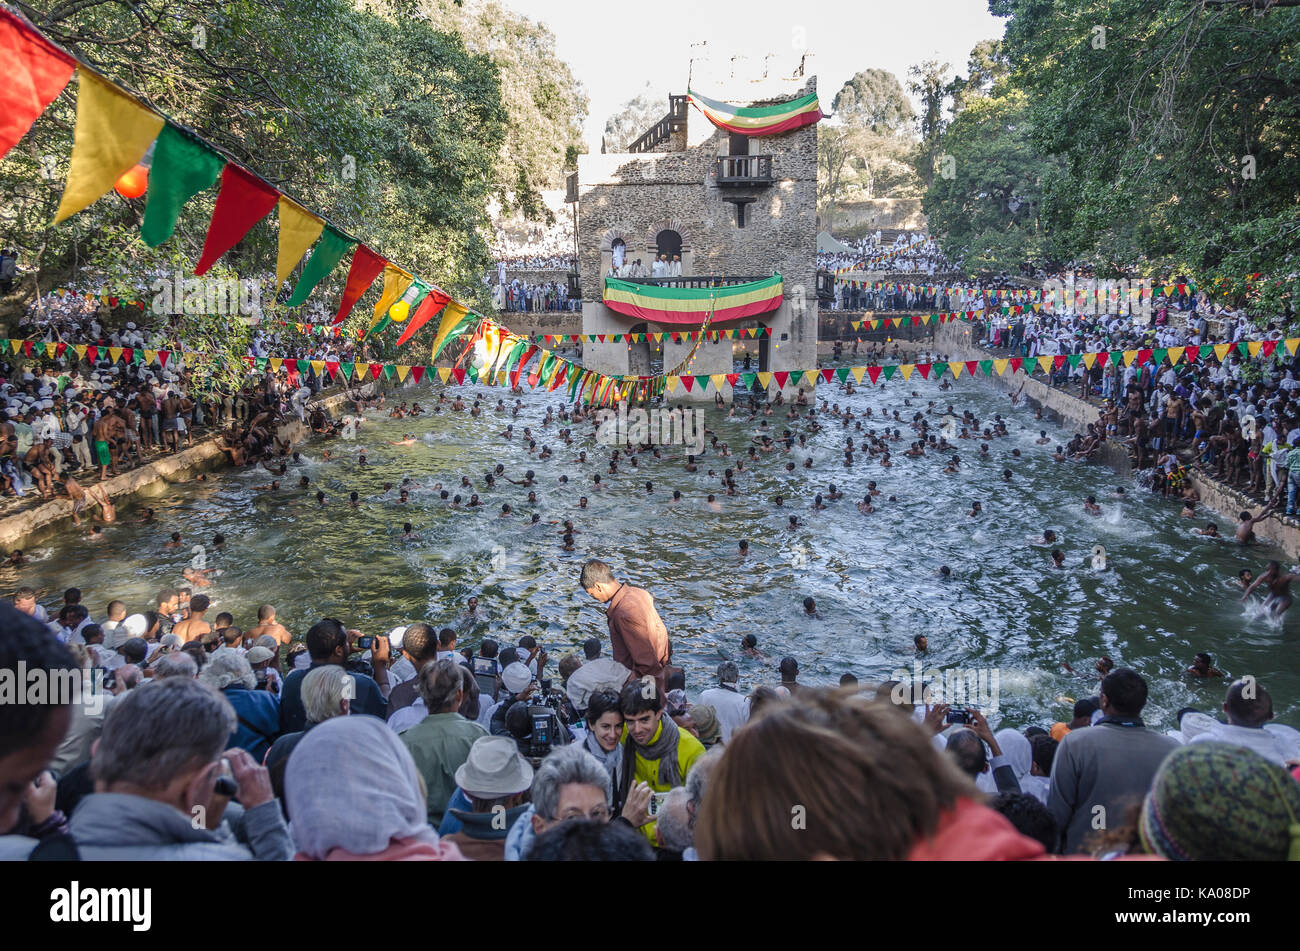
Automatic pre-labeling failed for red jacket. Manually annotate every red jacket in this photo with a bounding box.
[907,798,1047,861]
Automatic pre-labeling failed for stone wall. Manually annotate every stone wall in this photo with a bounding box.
[576,70,819,398]
[818,198,927,236]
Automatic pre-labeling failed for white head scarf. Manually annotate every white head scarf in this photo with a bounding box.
[285,715,441,858]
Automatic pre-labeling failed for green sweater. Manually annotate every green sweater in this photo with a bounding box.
[400,712,488,825]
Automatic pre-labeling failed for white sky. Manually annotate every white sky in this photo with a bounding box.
[501,0,1006,149]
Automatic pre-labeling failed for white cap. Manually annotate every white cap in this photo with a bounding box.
[501,662,532,695]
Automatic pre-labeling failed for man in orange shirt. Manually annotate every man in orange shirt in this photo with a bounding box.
[580,559,670,699]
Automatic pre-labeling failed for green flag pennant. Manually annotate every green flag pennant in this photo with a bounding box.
[1152,348,1168,366]
[285,226,354,308]
[741,372,756,388]
[882,364,898,380]
[296,359,310,374]
[1199,344,1214,360]
[612,334,622,343]
[382,364,395,380]
[567,366,584,401]
[1238,341,1251,358]
[254,356,268,371]
[931,362,946,379]
[339,361,354,380]
[979,359,993,376]
[32,341,46,356]
[835,367,850,383]
[140,123,226,248]
[466,363,479,383]
[1110,351,1123,369]
[366,314,391,339]
[696,375,709,389]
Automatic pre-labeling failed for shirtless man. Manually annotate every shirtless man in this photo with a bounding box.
[63,476,115,525]
[91,410,118,483]
[172,594,212,643]
[23,438,57,498]
[1242,560,1298,616]
[246,604,292,646]
[1236,501,1277,544]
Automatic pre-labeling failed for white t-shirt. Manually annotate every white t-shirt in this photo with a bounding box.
[699,685,750,744]
[1188,722,1300,767]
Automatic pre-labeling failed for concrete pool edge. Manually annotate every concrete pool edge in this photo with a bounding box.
[936,323,1300,560]
[0,383,379,552]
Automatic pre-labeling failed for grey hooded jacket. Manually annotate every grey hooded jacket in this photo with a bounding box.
[65,791,291,861]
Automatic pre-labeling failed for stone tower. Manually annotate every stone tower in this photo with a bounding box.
[570,52,819,401]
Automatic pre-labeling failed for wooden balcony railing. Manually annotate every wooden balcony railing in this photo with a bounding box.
[715,154,774,186]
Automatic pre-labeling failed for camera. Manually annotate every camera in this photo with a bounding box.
[945,708,972,725]
[648,791,669,817]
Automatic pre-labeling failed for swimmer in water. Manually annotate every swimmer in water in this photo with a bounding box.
[349,491,359,508]
[740,634,767,660]
[1242,559,1297,616]
[1236,501,1277,544]
[1051,549,1066,569]
[1180,500,1196,518]
[738,540,749,558]
[967,500,982,517]
[1084,496,1102,516]
[1186,652,1224,678]
[1237,568,1254,589]
[401,522,420,541]
[1031,529,1057,546]
[165,531,182,549]
[389,434,417,446]
[913,634,928,653]
[857,495,875,514]
[802,597,821,619]
[1196,522,1219,537]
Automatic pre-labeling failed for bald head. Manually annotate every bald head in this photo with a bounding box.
[1224,679,1273,727]
[945,728,987,778]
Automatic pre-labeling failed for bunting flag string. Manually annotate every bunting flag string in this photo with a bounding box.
[7,333,1296,402]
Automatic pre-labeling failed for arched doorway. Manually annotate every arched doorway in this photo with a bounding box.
[611,238,627,271]
[654,229,682,260]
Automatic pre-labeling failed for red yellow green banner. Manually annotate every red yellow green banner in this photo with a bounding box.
[687,89,823,136]
[603,274,784,325]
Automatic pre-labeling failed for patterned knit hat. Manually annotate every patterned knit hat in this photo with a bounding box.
[1139,742,1300,861]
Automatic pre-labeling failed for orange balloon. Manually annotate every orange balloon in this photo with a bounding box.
[114,164,149,199]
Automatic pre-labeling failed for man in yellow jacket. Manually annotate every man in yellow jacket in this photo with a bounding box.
[617,679,705,844]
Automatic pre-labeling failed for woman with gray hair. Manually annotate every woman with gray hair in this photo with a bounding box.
[200,650,280,761]
[265,665,353,813]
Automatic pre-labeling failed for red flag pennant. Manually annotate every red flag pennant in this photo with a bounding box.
[395,288,452,346]
[725,373,739,385]
[324,360,339,379]
[1262,340,1277,358]
[820,368,834,382]
[1053,354,1067,370]
[370,363,382,380]
[916,363,931,379]
[332,245,386,324]
[867,366,881,384]
[194,164,279,275]
[54,342,67,359]
[410,365,425,384]
[157,350,170,367]
[451,368,465,385]
[1137,348,1153,365]
[1009,357,1023,373]
[773,371,790,388]
[681,376,694,392]
[86,345,98,361]
[965,360,979,376]
[1182,348,1196,365]
[21,341,32,357]
[0,10,77,161]
[122,348,134,363]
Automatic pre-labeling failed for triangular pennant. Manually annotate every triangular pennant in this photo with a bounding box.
[1123,350,1138,367]
[882,364,897,381]
[850,367,865,383]
[1167,347,1185,365]
[332,245,386,324]
[372,264,414,322]
[756,372,773,389]
[108,346,123,363]
[54,72,164,223]
[437,367,452,383]
[993,358,1009,376]
[1037,356,1054,374]
[1214,343,1232,361]
[773,371,790,388]
[1152,348,1168,366]
[396,287,452,347]
[285,227,354,307]
[1247,340,1262,357]
[1082,352,1097,369]
[410,365,425,384]
[74,344,88,361]
[899,364,915,380]
[140,123,226,247]
[0,10,77,160]
[310,360,325,377]
[194,163,280,275]
[275,196,325,288]
[866,366,881,384]
[269,358,283,373]
[1009,357,1023,374]
[1287,339,1300,356]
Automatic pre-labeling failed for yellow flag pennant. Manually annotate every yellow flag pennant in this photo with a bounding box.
[437,367,452,383]
[1037,355,1054,374]
[9,340,21,355]
[1082,352,1097,369]
[1167,347,1184,365]
[430,301,470,362]
[275,197,325,288]
[74,344,88,361]
[899,364,914,380]
[756,372,773,389]
[1123,350,1139,367]
[993,358,1009,376]
[949,361,964,379]
[709,374,726,390]
[851,367,866,382]
[891,318,903,328]
[1248,340,1262,357]
[108,346,123,363]
[185,352,200,366]
[310,360,325,376]
[1287,338,1300,356]
[373,264,414,321]
[54,72,165,224]
[1214,343,1232,360]
[143,349,157,364]
[666,375,681,392]
[269,358,283,373]
[396,365,410,382]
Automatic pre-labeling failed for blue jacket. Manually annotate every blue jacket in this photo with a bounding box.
[222,685,281,762]
[278,663,387,734]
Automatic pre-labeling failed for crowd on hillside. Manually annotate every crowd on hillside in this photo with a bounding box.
[819,231,957,275]
[491,219,576,272]
[973,287,1300,498]
[2,585,1297,861]
[492,278,579,313]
